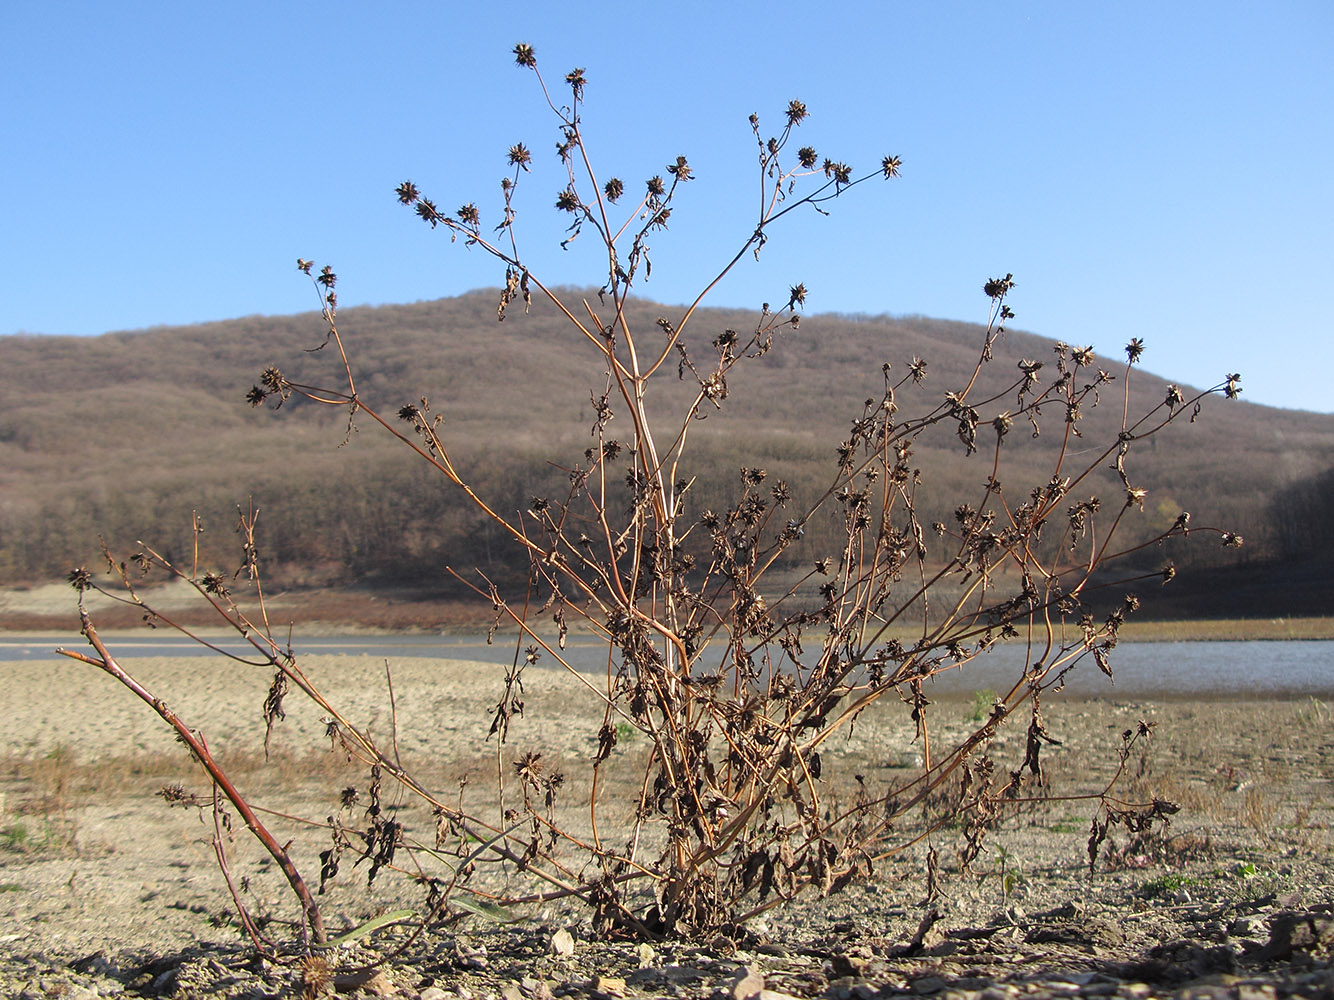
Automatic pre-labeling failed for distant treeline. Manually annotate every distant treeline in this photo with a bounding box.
[3,291,1331,612]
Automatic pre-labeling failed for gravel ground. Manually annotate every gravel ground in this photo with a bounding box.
[1,650,1330,998]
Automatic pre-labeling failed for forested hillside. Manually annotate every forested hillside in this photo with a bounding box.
[3,289,1331,617]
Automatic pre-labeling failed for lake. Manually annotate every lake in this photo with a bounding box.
[4,632,1331,698]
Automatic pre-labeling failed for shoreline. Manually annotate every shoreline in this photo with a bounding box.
[3,618,1333,643]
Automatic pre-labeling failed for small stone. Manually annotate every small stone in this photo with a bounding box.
[636,942,656,968]
[69,951,117,977]
[419,989,449,1000]
[593,975,627,997]
[730,964,765,1000]
[151,968,179,994]
[334,969,395,995]
[911,975,947,994]
[1080,984,1119,997]
[1228,916,1263,937]
[550,928,575,957]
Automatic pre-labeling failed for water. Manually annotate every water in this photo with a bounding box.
[3,633,1331,697]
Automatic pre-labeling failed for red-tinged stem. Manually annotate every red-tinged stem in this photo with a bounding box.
[57,612,328,949]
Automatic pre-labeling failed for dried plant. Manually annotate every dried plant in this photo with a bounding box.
[64,46,1243,954]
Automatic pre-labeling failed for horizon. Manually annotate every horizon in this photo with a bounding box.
[3,2,1331,413]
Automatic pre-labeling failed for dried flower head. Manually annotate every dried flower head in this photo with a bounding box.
[983,273,1016,299]
[566,67,587,99]
[508,143,532,169]
[1125,338,1145,363]
[394,181,420,205]
[881,155,902,179]
[512,43,536,68]
[786,99,809,126]
[604,178,624,202]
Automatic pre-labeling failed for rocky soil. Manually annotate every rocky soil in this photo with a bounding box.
[1,649,1330,998]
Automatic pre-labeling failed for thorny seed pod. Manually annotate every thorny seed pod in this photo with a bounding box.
[881,155,902,178]
[798,146,818,168]
[512,43,536,67]
[508,143,532,169]
[416,198,440,226]
[983,273,1015,299]
[394,182,420,207]
[604,178,624,202]
[566,67,587,99]
[1125,338,1145,363]
[667,156,693,182]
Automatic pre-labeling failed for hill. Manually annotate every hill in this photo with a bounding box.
[2,289,1331,620]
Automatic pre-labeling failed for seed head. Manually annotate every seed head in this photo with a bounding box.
[566,67,586,99]
[513,43,536,68]
[508,143,532,169]
[394,181,420,205]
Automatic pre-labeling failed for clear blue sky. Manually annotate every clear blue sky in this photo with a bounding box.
[3,2,1331,412]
